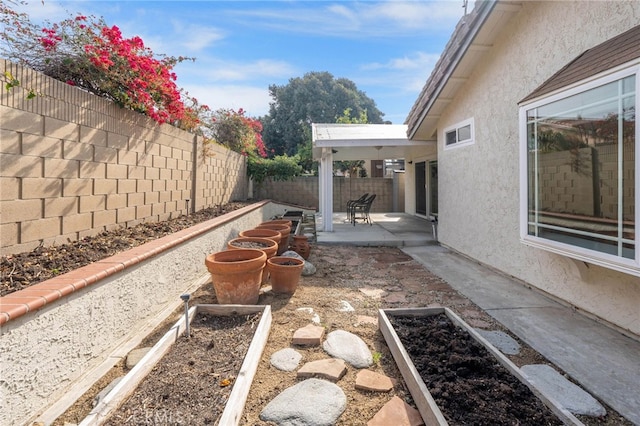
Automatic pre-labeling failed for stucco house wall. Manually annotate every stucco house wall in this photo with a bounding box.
[431,2,640,336]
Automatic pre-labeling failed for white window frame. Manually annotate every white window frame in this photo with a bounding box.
[443,118,474,150]
[518,63,640,276]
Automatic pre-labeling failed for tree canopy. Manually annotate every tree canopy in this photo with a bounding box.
[261,71,385,158]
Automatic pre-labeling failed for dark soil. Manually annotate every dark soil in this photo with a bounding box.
[0,201,253,296]
[389,313,563,426]
[231,241,271,248]
[103,312,261,425]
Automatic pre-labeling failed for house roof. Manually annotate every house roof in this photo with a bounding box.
[406,1,640,140]
[406,0,523,141]
[311,123,430,161]
[520,24,640,104]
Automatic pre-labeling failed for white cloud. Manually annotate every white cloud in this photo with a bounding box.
[363,51,440,72]
[181,83,272,117]
[14,1,69,22]
[366,1,465,30]
[179,58,297,83]
[171,22,226,52]
[227,1,465,38]
[358,51,440,94]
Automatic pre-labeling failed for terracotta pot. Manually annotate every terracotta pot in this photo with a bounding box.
[227,237,278,259]
[289,235,311,260]
[267,256,304,295]
[238,228,281,247]
[255,224,290,255]
[205,249,267,304]
[259,219,292,229]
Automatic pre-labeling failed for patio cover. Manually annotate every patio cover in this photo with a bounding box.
[311,123,428,231]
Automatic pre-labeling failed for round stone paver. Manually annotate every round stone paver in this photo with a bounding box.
[322,330,373,368]
[260,378,346,426]
[270,348,302,371]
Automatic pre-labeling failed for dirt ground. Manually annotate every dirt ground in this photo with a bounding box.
[54,244,631,425]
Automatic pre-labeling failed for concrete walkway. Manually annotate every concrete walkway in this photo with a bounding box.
[316,213,640,425]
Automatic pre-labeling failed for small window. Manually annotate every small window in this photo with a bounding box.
[444,118,474,149]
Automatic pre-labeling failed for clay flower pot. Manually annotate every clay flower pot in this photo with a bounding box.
[239,228,281,247]
[227,237,278,259]
[255,224,290,255]
[258,219,292,229]
[205,248,267,304]
[267,256,304,295]
[289,235,311,259]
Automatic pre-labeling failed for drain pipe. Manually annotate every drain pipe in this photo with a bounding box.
[429,215,438,242]
[180,294,191,338]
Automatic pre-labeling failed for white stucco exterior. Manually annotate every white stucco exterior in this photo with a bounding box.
[407,1,640,337]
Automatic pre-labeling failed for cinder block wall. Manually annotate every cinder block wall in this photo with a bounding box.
[256,176,394,212]
[534,145,633,219]
[0,60,247,255]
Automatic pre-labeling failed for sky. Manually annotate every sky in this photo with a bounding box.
[15,1,470,124]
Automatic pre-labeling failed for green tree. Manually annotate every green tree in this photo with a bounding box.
[204,108,266,157]
[334,108,368,177]
[261,71,385,162]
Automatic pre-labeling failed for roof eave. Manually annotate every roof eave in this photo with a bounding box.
[407,0,515,141]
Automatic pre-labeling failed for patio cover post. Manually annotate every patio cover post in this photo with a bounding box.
[320,147,333,232]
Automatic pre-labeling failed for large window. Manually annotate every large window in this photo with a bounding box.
[520,67,638,275]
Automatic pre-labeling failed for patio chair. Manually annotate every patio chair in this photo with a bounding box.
[346,193,368,222]
[351,193,376,226]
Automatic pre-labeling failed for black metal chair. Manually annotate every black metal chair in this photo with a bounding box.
[346,193,368,222]
[350,194,376,226]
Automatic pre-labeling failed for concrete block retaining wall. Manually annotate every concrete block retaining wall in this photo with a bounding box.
[0,201,309,426]
[0,60,247,256]
[256,176,395,212]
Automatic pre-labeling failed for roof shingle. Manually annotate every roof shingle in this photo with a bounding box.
[520,25,640,103]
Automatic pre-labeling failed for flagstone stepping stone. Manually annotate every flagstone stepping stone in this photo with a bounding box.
[293,324,325,346]
[260,378,346,426]
[270,348,303,371]
[323,330,373,368]
[474,329,521,355]
[383,292,407,303]
[367,395,424,426]
[359,287,387,299]
[355,370,394,392]
[297,358,347,382]
[521,364,606,417]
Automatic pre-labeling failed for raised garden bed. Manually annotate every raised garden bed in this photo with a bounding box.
[379,307,583,426]
[81,304,271,426]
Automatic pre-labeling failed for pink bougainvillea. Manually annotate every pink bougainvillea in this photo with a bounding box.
[1,3,266,159]
[1,8,192,125]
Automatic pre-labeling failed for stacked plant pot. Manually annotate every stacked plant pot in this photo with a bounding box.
[205,248,267,304]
